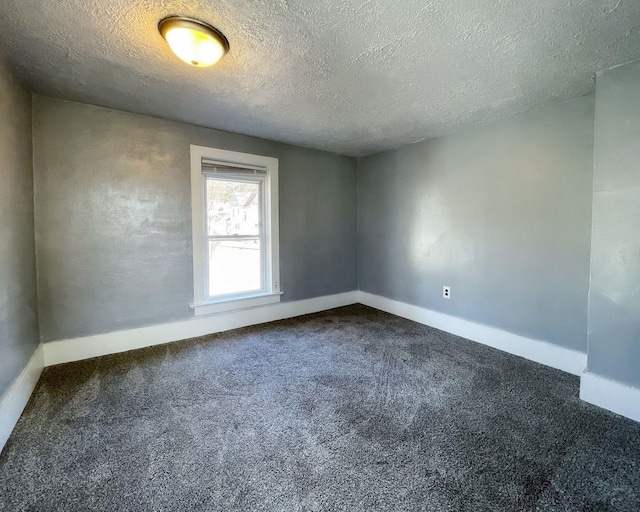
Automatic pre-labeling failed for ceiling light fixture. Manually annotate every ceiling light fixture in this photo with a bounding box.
[158,16,229,67]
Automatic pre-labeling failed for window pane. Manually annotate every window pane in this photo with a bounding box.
[208,239,262,297]
[207,179,260,236]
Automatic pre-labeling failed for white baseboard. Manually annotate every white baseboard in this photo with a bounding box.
[580,371,640,422]
[43,291,359,366]
[358,291,587,376]
[11,292,636,453]
[0,345,44,453]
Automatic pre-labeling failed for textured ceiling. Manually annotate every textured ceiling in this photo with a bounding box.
[1,1,640,156]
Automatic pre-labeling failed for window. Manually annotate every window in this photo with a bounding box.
[190,145,280,316]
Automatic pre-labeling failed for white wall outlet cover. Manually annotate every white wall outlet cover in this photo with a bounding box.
[443,286,451,299]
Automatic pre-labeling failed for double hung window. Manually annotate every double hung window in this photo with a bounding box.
[190,145,280,315]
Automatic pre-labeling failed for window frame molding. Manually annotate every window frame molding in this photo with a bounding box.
[190,145,281,316]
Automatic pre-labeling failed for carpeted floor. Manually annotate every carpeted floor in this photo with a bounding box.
[1,305,639,511]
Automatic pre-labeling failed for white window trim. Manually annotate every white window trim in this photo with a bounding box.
[189,145,281,316]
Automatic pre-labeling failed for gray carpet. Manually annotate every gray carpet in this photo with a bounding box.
[1,305,639,511]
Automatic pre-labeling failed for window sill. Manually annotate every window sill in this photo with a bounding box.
[190,292,283,317]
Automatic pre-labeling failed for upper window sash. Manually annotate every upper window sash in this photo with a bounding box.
[204,174,264,238]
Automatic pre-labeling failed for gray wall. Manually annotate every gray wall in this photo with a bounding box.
[33,96,357,342]
[0,59,39,396]
[358,96,594,352]
[588,60,640,387]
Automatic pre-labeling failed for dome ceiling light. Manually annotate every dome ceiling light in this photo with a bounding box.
[158,16,229,67]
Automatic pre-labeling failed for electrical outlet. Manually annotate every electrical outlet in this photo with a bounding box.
[443,286,451,299]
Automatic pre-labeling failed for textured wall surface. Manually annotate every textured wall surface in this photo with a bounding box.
[1,0,639,156]
[33,96,357,342]
[0,58,39,396]
[358,96,594,351]
[588,60,640,387]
